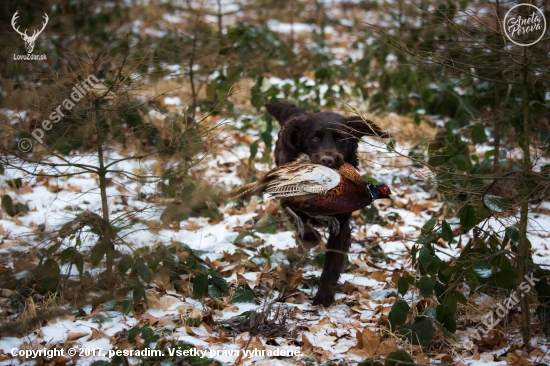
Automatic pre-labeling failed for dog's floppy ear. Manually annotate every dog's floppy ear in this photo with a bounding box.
[265,103,309,126]
[279,115,307,159]
[345,117,390,139]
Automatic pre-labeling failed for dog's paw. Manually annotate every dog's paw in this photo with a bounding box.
[312,293,335,307]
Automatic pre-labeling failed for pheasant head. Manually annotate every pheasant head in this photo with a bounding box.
[366,181,392,200]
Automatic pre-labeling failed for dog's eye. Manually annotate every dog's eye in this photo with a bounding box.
[312,137,319,142]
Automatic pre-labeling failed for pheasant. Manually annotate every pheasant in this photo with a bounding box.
[227,155,391,236]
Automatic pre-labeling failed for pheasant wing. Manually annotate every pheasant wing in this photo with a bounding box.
[264,164,340,198]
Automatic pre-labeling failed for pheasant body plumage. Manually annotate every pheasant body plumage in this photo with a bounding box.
[227,155,391,236]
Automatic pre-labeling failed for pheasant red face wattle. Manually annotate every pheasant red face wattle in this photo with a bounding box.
[380,185,391,196]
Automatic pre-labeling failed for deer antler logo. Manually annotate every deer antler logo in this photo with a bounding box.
[11,11,49,54]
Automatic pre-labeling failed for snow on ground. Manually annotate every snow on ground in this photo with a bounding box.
[2,0,549,363]
[1,118,549,365]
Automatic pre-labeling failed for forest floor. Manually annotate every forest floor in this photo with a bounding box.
[1,0,550,364]
[1,106,550,365]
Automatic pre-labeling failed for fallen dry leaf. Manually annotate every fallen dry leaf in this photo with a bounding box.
[87,328,109,341]
[359,328,380,358]
[321,350,332,362]
[19,184,34,194]
[437,237,448,248]
[291,292,308,304]
[157,316,177,327]
[377,338,398,356]
[481,329,505,347]
[246,199,258,213]
[234,132,256,145]
[112,339,133,348]
[248,337,264,351]
[146,220,163,234]
[145,293,180,311]
[151,267,172,290]
[308,324,324,333]
[338,281,358,295]
[205,333,228,344]
[438,354,453,365]
[184,221,202,231]
[301,334,323,354]
[13,259,38,272]
[66,332,89,341]
[184,325,197,335]
[48,185,62,193]
[417,353,430,365]
[66,184,82,193]
[371,270,389,282]
[51,356,72,365]
[139,312,159,326]
[528,348,545,358]
[265,199,279,216]
[355,228,367,239]
[394,198,410,209]
[9,217,23,226]
[411,200,434,216]
[348,348,369,358]
[390,271,400,287]
[473,345,481,360]
[506,353,535,366]
[0,288,14,297]
[236,273,248,283]
[171,221,180,231]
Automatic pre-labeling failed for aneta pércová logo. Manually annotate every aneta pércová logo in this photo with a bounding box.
[503,3,546,46]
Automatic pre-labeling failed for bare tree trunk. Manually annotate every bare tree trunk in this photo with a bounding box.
[217,0,223,42]
[187,3,201,120]
[189,33,197,120]
[216,0,225,82]
[493,95,501,173]
[315,0,326,48]
[93,99,115,294]
[398,0,404,37]
[518,44,532,343]
[492,0,502,174]
[289,0,295,50]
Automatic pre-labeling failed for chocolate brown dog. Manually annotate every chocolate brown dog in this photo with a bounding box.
[265,102,390,306]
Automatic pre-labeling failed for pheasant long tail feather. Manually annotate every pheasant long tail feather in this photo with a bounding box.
[226,182,266,200]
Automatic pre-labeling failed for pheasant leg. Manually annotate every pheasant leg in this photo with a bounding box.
[310,215,340,236]
[285,207,305,238]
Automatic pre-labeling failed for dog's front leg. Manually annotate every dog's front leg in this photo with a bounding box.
[312,213,351,306]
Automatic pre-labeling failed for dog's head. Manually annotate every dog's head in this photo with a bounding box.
[267,103,390,168]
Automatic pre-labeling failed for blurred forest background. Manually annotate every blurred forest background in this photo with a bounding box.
[0,0,550,364]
